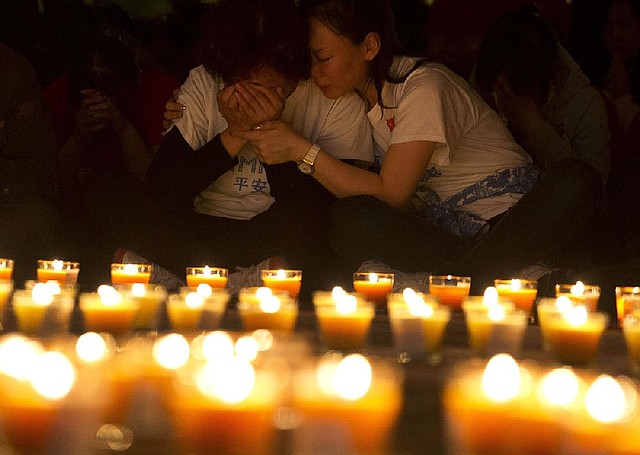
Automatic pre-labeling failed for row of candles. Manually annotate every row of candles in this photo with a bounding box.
[1,257,640,454]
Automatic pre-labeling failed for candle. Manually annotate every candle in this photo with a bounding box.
[352,272,394,310]
[0,279,14,327]
[616,286,640,328]
[24,280,76,335]
[494,279,538,316]
[536,296,575,350]
[179,285,230,331]
[623,314,640,376]
[12,284,56,335]
[555,281,601,311]
[387,288,449,364]
[169,357,282,455]
[116,283,167,331]
[79,285,139,337]
[428,275,470,311]
[461,286,514,313]
[260,269,302,299]
[186,266,228,289]
[465,305,528,358]
[291,353,402,454]
[37,259,80,285]
[313,287,375,351]
[111,262,152,285]
[0,258,14,280]
[238,287,297,332]
[546,306,609,366]
[0,340,76,455]
[167,292,206,332]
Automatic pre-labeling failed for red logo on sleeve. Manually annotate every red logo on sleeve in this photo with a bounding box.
[386,117,395,132]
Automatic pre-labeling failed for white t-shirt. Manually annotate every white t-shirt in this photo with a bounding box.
[173,65,373,220]
[368,57,532,221]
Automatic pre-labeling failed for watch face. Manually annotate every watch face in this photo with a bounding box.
[297,161,314,174]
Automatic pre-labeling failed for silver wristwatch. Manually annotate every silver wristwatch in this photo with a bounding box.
[297,143,321,174]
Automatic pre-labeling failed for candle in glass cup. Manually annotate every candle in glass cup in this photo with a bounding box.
[260,269,302,299]
[465,305,528,358]
[546,306,609,366]
[115,283,167,331]
[169,357,282,455]
[616,286,640,328]
[167,292,206,332]
[12,283,57,336]
[111,263,152,285]
[387,288,449,364]
[23,280,76,335]
[238,287,297,332]
[0,341,76,455]
[291,353,402,455]
[352,272,394,309]
[429,275,471,311]
[37,259,80,285]
[555,281,601,311]
[314,287,374,351]
[79,285,139,337]
[178,285,230,331]
[623,314,640,377]
[0,279,14,327]
[0,258,14,281]
[186,266,228,289]
[494,279,538,315]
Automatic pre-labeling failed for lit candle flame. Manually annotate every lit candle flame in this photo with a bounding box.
[131,283,146,297]
[196,283,213,297]
[276,269,287,280]
[259,295,281,313]
[31,282,54,306]
[185,292,204,309]
[331,286,347,300]
[123,263,139,275]
[317,354,372,401]
[31,351,75,400]
[555,296,574,313]
[403,288,433,317]
[570,281,585,296]
[488,304,505,322]
[335,294,357,315]
[483,286,499,307]
[76,332,108,363]
[482,354,521,402]
[256,287,273,299]
[510,279,522,291]
[538,367,579,407]
[586,375,628,423]
[199,331,235,362]
[235,336,259,362]
[196,358,255,404]
[97,285,122,306]
[153,334,190,370]
[52,259,64,272]
[368,272,379,283]
[564,305,588,327]
[203,265,211,276]
[0,335,44,380]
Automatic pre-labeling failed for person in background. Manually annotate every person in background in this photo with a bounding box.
[0,42,58,285]
[85,0,372,298]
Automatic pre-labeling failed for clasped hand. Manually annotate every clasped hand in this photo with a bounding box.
[75,89,127,138]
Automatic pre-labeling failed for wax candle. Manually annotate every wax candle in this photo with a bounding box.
[313,287,374,351]
[428,275,471,311]
[167,292,206,332]
[260,269,302,299]
[555,281,601,311]
[37,259,80,285]
[616,286,640,328]
[0,279,14,326]
[115,283,167,331]
[387,288,448,364]
[12,284,56,335]
[352,272,394,310]
[623,314,640,376]
[0,258,14,281]
[546,306,609,366]
[179,285,230,331]
[186,266,228,289]
[79,285,139,337]
[0,340,76,455]
[169,357,282,455]
[291,353,402,454]
[494,278,538,316]
[238,287,297,332]
[110,262,152,285]
[465,305,528,358]
[536,296,575,350]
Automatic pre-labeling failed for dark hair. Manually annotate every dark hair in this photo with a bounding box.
[198,0,310,84]
[68,27,140,107]
[475,4,558,104]
[298,0,417,110]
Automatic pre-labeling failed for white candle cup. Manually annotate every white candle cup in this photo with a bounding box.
[465,307,528,358]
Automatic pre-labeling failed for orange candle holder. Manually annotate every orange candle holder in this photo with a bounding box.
[178,285,230,331]
[464,306,528,358]
[238,287,297,332]
[111,263,153,285]
[0,279,14,329]
[352,272,394,310]
[0,258,14,281]
[387,290,448,364]
[616,286,640,329]
[623,314,640,377]
[37,259,80,285]
[114,283,168,332]
[494,278,538,316]
[79,285,139,337]
[260,269,302,299]
[555,281,601,311]
[291,353,403,454]
[12,287,54,336]
[313,288,374,351]
[429,275,471,311]
[186,266,228,289]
